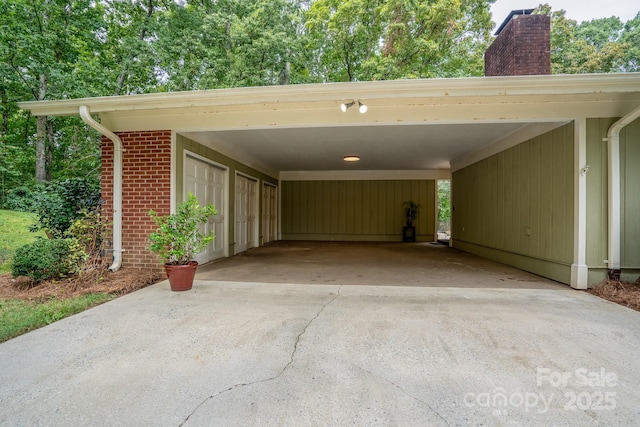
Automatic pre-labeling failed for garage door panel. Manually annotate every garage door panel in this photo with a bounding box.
[185,155,226,263]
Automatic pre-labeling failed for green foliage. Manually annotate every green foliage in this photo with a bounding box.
[0,209,45,273]
[536,4,637,74]
[403,200,419,226]
[438,180,451,222]
[305,0,494,81]
[149,193,217,265]
[30,178,100,238]
[0,294,114,343]
[4,185,43,212]
[65,208,109,272]
[11,238,77,283]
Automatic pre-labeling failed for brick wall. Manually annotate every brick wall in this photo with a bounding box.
[102,131,172,271]
[485,14,550,76]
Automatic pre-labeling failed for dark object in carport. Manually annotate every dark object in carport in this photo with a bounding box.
[164,261,198,291]
[402,226,416,242]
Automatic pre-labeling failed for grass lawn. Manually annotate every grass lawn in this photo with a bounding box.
[0,293,115,343]
[0,209,46,273]
[0,209,120,343]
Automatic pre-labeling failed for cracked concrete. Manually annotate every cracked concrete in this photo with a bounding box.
[354,364,452,427]
[179,286,342,426]
[1,280,640,426]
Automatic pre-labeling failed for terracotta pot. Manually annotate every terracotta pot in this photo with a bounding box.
[164,261,198,291]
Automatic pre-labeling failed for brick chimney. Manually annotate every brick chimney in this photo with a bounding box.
[484,10,551,76]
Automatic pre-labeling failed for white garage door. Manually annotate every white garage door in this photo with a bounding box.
[262,183,277,244]
[235,174,258,254]
[184,154,226,263]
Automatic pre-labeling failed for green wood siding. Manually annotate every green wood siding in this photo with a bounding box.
[585,118,615,269]
[620,118,640,269]
[281,180,436,241]
[452,123,574,283]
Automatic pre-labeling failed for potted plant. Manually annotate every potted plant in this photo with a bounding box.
[403,200,419,227]
[148,193,217,291]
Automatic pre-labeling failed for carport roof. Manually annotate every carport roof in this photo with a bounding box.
[19,73,640,175]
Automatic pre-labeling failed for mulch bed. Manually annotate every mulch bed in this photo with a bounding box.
[587,279,640,312]
[0,268,165,302]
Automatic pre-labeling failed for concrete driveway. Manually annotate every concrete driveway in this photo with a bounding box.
[1,244,640,425]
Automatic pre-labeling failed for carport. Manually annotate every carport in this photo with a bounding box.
[19,73,640,289]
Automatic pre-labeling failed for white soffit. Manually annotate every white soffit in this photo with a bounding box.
[182,122,536,173]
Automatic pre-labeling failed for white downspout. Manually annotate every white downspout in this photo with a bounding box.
[605,104,640,280]
[79,106,123,272]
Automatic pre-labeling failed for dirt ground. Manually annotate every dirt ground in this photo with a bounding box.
[0,266,638,312]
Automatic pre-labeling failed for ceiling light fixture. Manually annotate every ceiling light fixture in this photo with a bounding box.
[343,155,361,162]
[340,100,368,113]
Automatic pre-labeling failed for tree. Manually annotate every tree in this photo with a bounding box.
[620,13,640,71]
[305,0,494,82]
[536,3,635,74]
[101,0,171,95]
[153,0,310,90]
[0,0,103,182]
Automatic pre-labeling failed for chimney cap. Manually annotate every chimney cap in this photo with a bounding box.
[494,9,536,35]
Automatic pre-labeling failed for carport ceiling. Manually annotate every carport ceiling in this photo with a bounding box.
[182,122,538,171]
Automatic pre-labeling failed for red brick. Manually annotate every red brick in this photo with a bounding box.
[485,14,550,76]
[101,131,171,271]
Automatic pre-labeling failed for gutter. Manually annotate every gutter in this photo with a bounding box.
[604,104,640,280]
[79,106,123,272]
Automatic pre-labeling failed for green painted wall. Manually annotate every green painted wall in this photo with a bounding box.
[586,117,640,283]
[452,123,574,284]
[281,180,436,241]
[176,134,278,254]
[620,118,640,271]
[585,118,614,278]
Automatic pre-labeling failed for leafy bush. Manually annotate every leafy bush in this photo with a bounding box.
[30,178,101,238]
[149,193,217,265]
[65,208,109,272]
[5,185,43,212]
[11,239,78,283]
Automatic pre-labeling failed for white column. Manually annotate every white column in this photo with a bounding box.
[571,118,589,289]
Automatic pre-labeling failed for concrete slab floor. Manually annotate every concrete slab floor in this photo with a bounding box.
[1,280,639,426]
[197,241,566,289]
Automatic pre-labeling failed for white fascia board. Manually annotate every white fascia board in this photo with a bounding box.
[280,170,451,181]
[18,73,640,117]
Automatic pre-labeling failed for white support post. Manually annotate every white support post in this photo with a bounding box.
[571,118,588,289]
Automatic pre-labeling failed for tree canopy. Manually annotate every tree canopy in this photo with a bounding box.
[0,0,638,204]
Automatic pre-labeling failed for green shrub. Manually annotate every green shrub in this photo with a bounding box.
[149,193,217,265]
[11,239,78,283]
[30,178,101,238]
[65,209,109,271]
[5,185,43,212]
